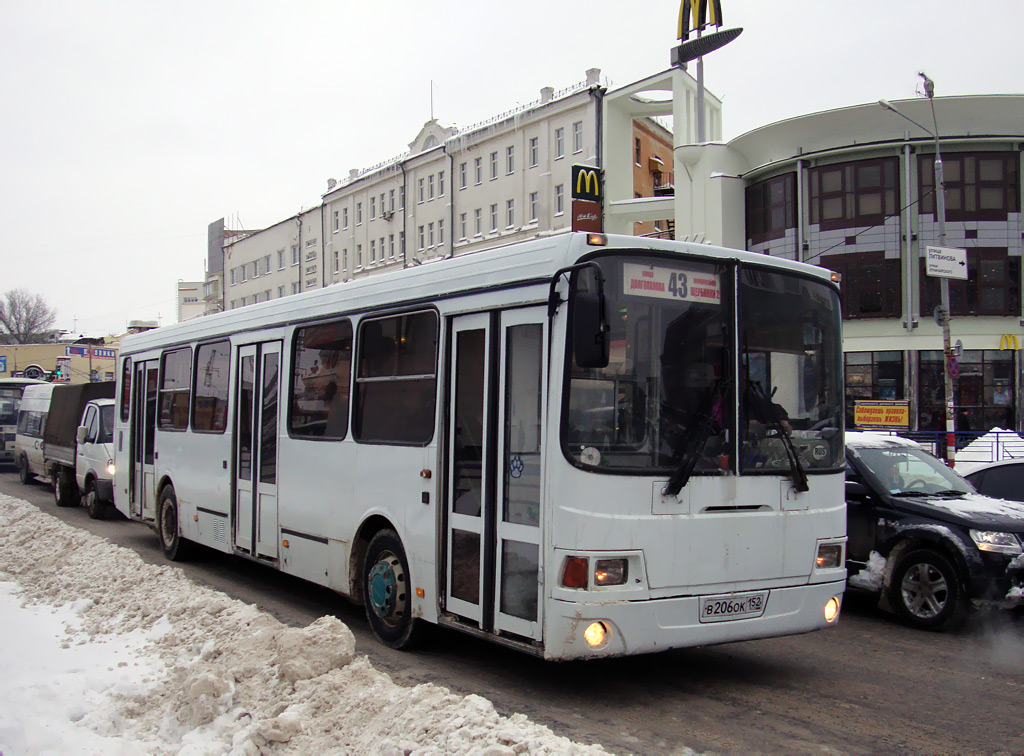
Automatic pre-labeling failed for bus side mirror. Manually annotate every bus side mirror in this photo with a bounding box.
[845,480,870,500]
[573,291,609,369]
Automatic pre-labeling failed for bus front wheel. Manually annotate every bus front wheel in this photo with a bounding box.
[363,529,426,650]
[158,486,192,561]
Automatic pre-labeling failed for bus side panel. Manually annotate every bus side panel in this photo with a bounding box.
[276,437,357,590]
[174,429,233,553]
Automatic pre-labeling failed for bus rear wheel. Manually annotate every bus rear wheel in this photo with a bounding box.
[363,529,426,650]
[158,485,192,561]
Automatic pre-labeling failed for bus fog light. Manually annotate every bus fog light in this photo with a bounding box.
[562,557,589,589]
[816,543,842,569]
[824,596,841,623]
[583,621,609,648]
[594,558,628,586]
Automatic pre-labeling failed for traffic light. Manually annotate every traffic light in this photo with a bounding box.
[54,363,63,378]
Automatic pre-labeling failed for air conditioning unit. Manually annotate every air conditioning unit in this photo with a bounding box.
[382,210,393,221]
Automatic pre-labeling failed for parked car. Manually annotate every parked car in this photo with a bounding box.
[957,458,1024,503]
[845,432,1024,630]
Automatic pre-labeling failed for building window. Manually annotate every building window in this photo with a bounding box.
[554,127,564,159]
[490,151,498,180]
[919,349,1014,433]
[490,204,498,232]
[810,158,898,231]
[353,311,438,444]
[506,199,515,228]
[439,218,445,246]
[389,189,395,212]
[428,174,434,200]
[356,244,362,268]
[529,192,538,222]
[290,318,352,440]
[356,202,363,224]
[821,250,900,319]
[418,178,425,203]
[919,151,1020,222]
[263,255,271,275]
[474,208,482,236]
[745,173,797,245]
[555,184,564,215]
[459,162,467,189]
[292,282,300,295]
[506,145,515,175]
[370,239,376,263]
[474,157,482,185]
[635,137,642,166]
[428,222,435,248]
[529,137,538,167]
[333,250,339,273]
[370,196,376,219]
[399,185,405,209]
[278,285,285,298]
[230,268,237,286]
[389,234,395,259]
[845,351,904,429]
[277,250,285,270]
[438,170,445,196]
[342,207,349,229]
[572,121,583,153]
[920,248,1020,317]
[418,225,425,251]
[459,212,467,239]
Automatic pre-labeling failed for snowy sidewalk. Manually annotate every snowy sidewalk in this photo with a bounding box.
[0,494,607,755]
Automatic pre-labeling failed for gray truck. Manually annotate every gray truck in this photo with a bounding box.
[43,382,117,518]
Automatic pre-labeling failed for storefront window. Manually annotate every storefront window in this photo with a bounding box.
[845,351,904,428]
[918,350,1015,434]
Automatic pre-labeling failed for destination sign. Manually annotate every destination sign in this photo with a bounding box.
[622,263,720,305]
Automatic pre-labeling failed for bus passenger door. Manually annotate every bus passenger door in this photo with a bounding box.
[492,309,545,641]
[234,341,282,560]
[130,361,159,521]
[444,308,545,642]
[445,314,491,625]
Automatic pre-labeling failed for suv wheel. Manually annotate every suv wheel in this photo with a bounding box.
[889,548,965,630]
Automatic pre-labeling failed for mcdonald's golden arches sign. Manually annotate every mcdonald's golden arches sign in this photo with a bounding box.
[571,165,602,203]
[678,0,724,40]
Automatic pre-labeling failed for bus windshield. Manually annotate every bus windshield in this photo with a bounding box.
[563,254,843,475]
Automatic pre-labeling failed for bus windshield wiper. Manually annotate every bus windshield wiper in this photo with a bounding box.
[663,378,726,498]
[749,381,809,493]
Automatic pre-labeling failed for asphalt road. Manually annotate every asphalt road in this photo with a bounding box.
[3,470,1022,754]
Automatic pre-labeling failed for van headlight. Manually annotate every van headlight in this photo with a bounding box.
[969,530,1022,555]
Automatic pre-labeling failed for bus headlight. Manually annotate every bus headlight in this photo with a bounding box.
[594,558,628,586]
[815,543,843,569]
[583,621,609,648]
[106,460,116,476]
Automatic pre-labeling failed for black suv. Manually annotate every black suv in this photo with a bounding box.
[845,432,1024,630]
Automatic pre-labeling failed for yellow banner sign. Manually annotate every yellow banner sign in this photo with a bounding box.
[854,400,910,430]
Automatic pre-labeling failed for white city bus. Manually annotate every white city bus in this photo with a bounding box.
[113,232,846,660]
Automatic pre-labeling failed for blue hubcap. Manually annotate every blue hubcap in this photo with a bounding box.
[368,556,400,623]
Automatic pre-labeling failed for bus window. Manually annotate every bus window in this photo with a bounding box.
[290,319,352,439]
[354,311,438,444]
[193,341,230,433]
[159,348,192,430]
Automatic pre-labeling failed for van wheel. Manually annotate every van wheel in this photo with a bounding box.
[17,455,32,485]
[889,548,966,630]
[363,529,427,650]
[85,481,105,520]
[53,467,77,508]
[158,485,192,561]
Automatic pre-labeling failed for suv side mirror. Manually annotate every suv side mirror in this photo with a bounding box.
[845,480,871,500]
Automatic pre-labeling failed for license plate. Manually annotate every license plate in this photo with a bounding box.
[698,591,769,623]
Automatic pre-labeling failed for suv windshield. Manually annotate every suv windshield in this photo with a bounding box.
[563,254,844,475]
[852,445,973,496]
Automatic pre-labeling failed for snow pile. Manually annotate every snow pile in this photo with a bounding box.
[0,494,607,755]
[846,551,888,592]
[957,427,1024,465]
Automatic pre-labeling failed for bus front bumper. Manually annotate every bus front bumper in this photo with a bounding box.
[542,580,845,661]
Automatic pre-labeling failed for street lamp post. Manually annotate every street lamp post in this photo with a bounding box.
[879,73,956,465]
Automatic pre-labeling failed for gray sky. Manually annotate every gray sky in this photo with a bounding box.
[2,0,1021,336]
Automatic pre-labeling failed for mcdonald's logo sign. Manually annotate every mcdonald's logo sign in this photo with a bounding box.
[572,165,602,203]
[1000,334,1019,350]
[678,0,724,40]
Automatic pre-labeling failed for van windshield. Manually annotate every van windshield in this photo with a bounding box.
[0,388,21,426]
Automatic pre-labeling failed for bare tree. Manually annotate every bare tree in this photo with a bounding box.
[0,288,58,344]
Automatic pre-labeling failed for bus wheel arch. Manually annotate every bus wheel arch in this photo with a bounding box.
[360,526,426,650]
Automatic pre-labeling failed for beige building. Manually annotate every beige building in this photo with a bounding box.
[0,342,119,383]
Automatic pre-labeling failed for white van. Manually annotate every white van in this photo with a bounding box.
[14,383,56,484]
